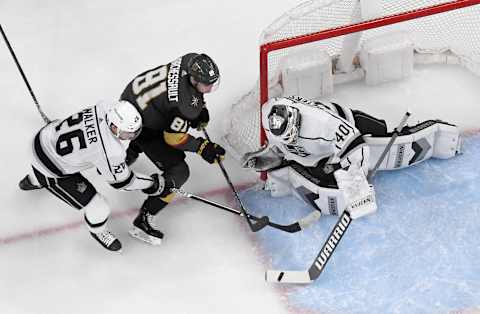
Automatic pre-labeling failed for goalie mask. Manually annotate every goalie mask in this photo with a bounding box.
[267,104,301,144]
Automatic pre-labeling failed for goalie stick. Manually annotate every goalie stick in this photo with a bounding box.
[171,188,321,233]
[266,210,352,283]
[0,24,50,124]
[203,129,270,232]
[266,111,411,284]
[367,111,411,181]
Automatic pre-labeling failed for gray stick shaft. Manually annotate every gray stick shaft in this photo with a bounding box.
[171,187,305,233]
[0,24,50,124]
[202,129,268,231]
[367,111,411,181]
[203,130,247,209]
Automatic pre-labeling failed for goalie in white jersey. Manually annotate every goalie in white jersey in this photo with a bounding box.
[19,100,166,252]
[242,96,462,220]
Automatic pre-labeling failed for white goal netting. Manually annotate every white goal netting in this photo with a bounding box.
[222,0,480,160]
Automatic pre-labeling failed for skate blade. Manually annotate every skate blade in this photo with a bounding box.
[97,246,122,254]
[129,228,162,246]
[456,136,464,155]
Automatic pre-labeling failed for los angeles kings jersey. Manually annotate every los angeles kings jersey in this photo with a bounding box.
[120,53,206,151]
[32,101,152,190]
[262,96,368,169]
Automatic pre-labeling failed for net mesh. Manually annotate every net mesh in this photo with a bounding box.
[223,0,480,159]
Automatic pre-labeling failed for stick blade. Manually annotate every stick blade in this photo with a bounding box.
[265,270,312,284]
[251,215,269,232]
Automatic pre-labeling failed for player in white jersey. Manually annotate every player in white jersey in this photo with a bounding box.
[242,95,462,220]
[19,100,166,252]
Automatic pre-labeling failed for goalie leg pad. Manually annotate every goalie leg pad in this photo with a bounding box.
[277,161,375,218]
[365,120,461,170]
[265,167,292,198]
[288,166,346,216]
[433,122,462,159]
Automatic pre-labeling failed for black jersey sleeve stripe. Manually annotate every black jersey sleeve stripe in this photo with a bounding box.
[110,172,135,189]
[34,131,66,177]
[315,104,355,133]
[299,135,333,141]
[360,147,365,168]
[94,106,116,181]
[339,134,366,159]
[331,103,347,120]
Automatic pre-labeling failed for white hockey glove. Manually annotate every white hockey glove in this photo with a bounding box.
[334,164,377,219]
[241,145,283,171]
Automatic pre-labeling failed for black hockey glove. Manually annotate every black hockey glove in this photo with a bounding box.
[197,139,226,164]
[190,107,210,130]
[142,173,165,195]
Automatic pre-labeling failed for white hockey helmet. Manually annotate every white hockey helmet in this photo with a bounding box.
[106,100,142,141]
[267,99,301,145]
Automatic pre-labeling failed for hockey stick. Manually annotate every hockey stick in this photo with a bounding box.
[266,210,352,283]
[367,111,411,181]
[171,188,320,233]
[203,130,269,232]
[266,111,411,284]
[0,24,50,124]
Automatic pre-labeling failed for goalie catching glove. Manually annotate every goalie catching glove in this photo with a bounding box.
[241,145,283,171]
[197,139,226,164]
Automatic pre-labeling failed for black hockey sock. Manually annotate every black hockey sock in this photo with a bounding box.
[142,196,169,216]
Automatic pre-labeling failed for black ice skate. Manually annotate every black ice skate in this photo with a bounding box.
[90,230,122,252]
[129,210,164,245]
[19,175,42,191]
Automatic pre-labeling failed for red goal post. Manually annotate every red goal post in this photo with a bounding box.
[222,0,480,175]
[260,0,480,144]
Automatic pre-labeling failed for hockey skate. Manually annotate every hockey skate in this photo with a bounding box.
[129,210,164,245]
[19,175,42,191]
[90,230,122,252]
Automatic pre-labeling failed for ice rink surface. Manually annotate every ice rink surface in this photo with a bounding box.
[1,0,480,314]
[242,134,480,314]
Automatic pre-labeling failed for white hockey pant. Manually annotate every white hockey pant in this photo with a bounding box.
[83,194,111,233]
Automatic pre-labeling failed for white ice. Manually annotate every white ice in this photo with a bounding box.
[1,1,480,314]
[0,1,301,313]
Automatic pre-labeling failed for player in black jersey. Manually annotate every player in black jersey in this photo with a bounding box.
[120,53,225,245]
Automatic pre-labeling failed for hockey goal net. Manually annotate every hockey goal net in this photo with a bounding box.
[222,0,480,160]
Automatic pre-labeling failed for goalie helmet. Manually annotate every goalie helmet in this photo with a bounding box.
[267,103,301,145]
[187,53,220,84]
[106,100,142,141]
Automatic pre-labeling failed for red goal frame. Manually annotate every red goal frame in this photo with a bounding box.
[258,0,480,148]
